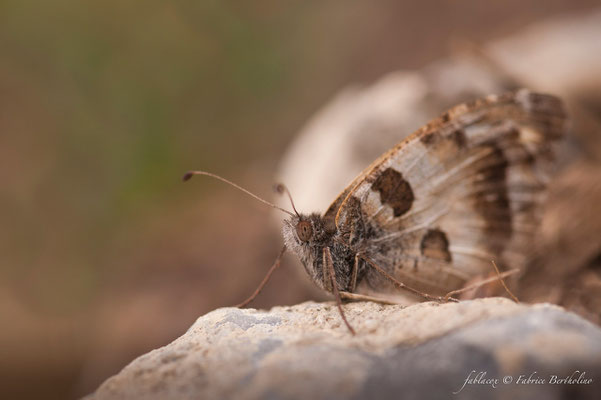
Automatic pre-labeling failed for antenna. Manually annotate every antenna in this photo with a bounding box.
[182,170,296,217]
[273,183,300,218]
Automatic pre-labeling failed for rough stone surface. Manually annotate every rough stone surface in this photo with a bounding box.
[87,298,601,400]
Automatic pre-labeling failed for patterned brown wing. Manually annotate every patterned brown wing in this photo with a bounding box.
[332,89,567,296]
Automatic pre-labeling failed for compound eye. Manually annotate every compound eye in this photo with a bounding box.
[296,221,313,242]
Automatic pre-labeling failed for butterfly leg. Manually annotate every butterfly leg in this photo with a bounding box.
[443,262,519,302]
[349,253,360,292]
[235,245,287,308]
[358,254,460,303]
[322,253,332,292]
[324,247,356,335]
[339,291,399,305]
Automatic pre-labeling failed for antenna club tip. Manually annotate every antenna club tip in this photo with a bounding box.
[182,171,195,182]
[273,183,285,194]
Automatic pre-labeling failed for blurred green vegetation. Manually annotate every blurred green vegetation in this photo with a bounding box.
[1,1,312,311]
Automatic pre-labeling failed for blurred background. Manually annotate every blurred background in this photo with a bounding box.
[1,1,600,399]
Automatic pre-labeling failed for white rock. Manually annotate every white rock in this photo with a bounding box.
[86,298,601,400]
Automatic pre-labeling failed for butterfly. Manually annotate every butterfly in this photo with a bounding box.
[184,89,567,334]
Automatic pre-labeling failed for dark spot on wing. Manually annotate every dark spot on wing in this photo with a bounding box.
[473,146,510,217]
[420,131,439,145]
[451,128,467,148]
[471,145,513,253]
[371,168,414,217]
[420,229,451,262]
[420,128,466,149]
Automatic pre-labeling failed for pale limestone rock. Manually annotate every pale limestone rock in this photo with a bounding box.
[87,298,601,400]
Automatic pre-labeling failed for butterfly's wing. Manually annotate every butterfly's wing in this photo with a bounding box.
[330,89,567,297]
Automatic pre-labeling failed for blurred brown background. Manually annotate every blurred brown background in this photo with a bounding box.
[1,1,600,399]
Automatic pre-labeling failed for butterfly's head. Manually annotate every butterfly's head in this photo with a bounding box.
[283,214,336,246]
[282,213,338,286]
